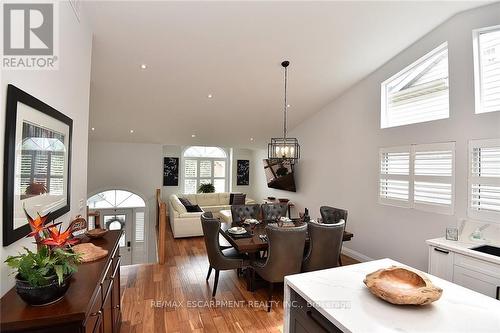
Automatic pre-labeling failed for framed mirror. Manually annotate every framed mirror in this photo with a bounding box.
[3,84,72,246]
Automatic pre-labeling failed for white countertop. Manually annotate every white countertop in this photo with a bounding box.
[284,258,500,333]
[426,237,500,265]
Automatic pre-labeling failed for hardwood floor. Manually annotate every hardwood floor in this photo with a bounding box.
[120,226,358,333]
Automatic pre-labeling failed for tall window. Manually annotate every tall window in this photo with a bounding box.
[473,25,500,114]
[183,146,228,194]
[468,139,500,222]
[381,42,449,128]
[380,142,455,215]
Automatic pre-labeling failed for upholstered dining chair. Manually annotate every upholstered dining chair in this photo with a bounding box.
[319,206,348,265]
[201,213,248,297]
[261,203,288,221]
[230,204,261,224]
[302,220,345,272]
[320,206,348,224]
[203,212,232,250]
[251,223,307,311]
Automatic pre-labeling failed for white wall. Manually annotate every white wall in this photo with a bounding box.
[87,141,162,262]
[253,3,500,270]
[0,2,93,296]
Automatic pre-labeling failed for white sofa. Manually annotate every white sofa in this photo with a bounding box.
[168,192,255,238]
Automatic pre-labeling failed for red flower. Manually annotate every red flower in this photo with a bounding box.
[24,209,50,238]
[40,225,79,247]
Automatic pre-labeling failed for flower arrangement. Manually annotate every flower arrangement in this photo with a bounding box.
[5,210,81,288]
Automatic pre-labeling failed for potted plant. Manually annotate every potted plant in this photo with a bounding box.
[198,183,215,193]
[4,210,81,306]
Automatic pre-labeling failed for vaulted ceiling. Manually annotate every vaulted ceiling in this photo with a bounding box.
[85,1,490,147]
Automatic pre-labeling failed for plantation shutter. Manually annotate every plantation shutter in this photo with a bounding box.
[469,139,500,221]
[382,43,449,128]
[477,28,500,114]
[413,143,454,214]
[379,146,410,207]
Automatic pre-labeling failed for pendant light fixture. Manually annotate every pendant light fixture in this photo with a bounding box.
[267,60,300,164]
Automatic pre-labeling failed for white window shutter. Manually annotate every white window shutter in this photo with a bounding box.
[468,139,500,221]
[474,26,500,114]
[381,43,449,128]
[413,142,455,214]
[379,142,455,214]
[379,146,411,207]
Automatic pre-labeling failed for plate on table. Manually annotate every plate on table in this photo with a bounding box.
[228,226,247,235]
[243,219,259,225]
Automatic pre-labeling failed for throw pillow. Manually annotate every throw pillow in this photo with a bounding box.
[229,193,243,205]
[231,193,246,205]
[178,197,193,207]
[186,204,203,213]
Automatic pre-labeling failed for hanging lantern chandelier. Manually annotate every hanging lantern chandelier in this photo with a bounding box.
[267,60,300,164]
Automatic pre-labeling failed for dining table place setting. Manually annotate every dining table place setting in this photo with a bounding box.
[226,225,253,239]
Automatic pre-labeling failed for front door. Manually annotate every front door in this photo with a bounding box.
[101,209,133,265]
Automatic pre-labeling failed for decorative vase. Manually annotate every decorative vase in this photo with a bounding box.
[15,273,72,306]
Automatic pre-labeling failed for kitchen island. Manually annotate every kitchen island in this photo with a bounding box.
[283,258,500,333]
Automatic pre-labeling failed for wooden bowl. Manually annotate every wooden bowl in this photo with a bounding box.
[85,228,108,239]
[364,266,442,305]
[278,198,289,203]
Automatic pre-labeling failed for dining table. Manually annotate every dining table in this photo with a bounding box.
[219,219,354,291]
[219,219,353,254]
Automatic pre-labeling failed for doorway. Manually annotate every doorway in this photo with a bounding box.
[87,190,147,266]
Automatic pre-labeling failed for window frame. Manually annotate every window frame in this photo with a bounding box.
[181,146,230,194]
[473,25,500,115]
[468,138,500,223]
[381,42,449,129]
[379,141,455,215]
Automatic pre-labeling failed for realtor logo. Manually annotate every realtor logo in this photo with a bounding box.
[2,1,59,69]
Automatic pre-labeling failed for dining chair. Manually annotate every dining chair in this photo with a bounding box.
[319,206,348,265]
[320,206,348,224]
[302,220,345,272]
[201,213,248,297]
[203,212,232,250]
[261,203,287,221]
[230,204,261,224]
[251,223,307,311]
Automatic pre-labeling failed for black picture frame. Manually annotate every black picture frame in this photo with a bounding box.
[237,160,250,186]
[3,84,72,246]
[163,157,179,186]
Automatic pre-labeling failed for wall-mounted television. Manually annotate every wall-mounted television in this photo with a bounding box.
[263,159,296,192]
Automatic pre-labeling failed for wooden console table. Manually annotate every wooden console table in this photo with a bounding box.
[0,230,122,333]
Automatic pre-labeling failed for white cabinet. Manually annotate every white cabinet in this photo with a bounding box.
[428,246,454,281]
[454,265,500,299]
[427,241,500,300]
[453,254,500,300]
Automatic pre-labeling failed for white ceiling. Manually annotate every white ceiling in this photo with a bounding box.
[85,1,490,148]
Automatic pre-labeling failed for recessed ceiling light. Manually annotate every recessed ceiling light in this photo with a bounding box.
[250,137,254,141]
[191,134,196,138]
[140,64,147,69]
[207,94,213,98]
[287,104,291,108]
[91,127,95,131]
[130,129,134,133]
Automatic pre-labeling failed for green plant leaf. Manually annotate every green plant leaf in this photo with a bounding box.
[54,265,63,285]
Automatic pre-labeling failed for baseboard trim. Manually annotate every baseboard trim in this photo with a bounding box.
[342,246,374,262]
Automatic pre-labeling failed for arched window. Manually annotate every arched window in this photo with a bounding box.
[182,146,228,194]
[87,190,145,209]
